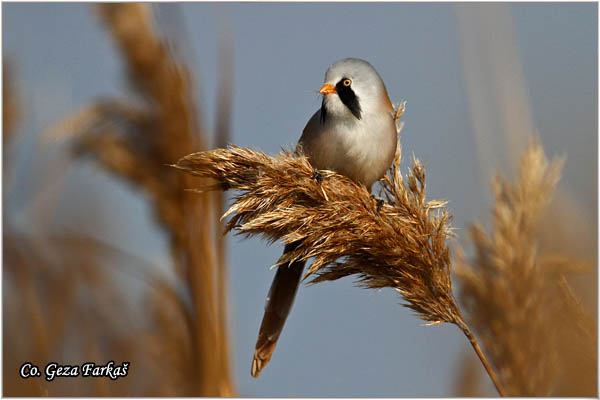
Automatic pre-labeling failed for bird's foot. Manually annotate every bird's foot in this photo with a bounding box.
[312,168,323,184]
[370,194,385,213]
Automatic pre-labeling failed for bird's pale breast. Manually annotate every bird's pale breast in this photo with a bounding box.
[300,109,397,190]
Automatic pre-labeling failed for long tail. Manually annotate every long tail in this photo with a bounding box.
[251,242,306,378]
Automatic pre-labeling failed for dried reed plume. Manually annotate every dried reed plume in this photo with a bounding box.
[3,62,18,148]
[4,61,147,396]
[46,3,234,396]
[175,105,505,395]
[453,352,485,397]
[455,140,596,396]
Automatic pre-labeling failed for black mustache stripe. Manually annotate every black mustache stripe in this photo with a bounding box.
[319,78,362,124]
[336,78,362,120]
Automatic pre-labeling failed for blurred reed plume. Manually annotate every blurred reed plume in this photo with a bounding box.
[455,5,596,395]
[4,3,594,397]
[68,4,233,395]
[3,63,18,148]
[453,352,485,397]
[4,3,234,396]
[455,140,597,396]
[5,64,140,396]
[175,104,504,395]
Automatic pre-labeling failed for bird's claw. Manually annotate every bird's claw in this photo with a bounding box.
[370,194,385,213]
[312,168,323,184]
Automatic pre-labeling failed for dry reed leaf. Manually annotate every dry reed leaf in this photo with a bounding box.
[455,139,596,396]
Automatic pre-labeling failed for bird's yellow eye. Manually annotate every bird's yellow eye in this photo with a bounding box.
[343,79,352,87]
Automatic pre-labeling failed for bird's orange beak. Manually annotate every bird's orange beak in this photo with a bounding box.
[319,83,336,95]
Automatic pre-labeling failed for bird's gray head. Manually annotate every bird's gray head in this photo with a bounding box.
[319,58,392,123]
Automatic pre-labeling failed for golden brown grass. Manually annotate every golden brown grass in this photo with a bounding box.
[455,140,596,396]
[66,4,233,395]
[3,62,18,147]
[455,6,596,395]
[4,61,145,396]
[176,109,596,396]
[4,3,595,396]
[4,4,234,396]
[453,352,485,397]
[4,233,155,396]
[177,141,462,323]
[175,104,506,395]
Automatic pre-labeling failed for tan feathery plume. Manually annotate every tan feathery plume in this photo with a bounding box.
[46,4,235,396]
[455,140,596,395]
[175,103,506,395]
[3,62,19,147]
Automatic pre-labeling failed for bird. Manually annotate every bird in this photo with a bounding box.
[251,58,398,378]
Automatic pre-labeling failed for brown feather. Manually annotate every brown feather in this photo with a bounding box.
[251,243,305,378]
